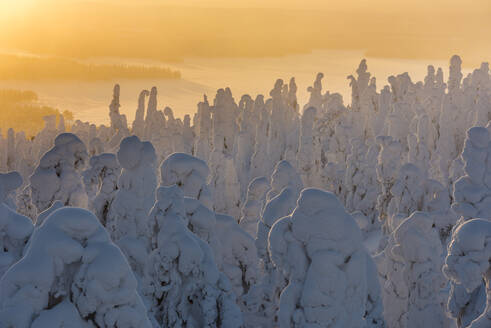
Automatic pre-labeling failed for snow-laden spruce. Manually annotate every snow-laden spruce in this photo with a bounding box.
[344,138,380,228]
[448,125,491,326]
[257,160,303,265]
[297,106,317,186]
[29,133,89,214]
[160,152,259,306]
[390,212,448,327]
[0,207,151,328]
[160,152,213,209]
[83,153,121,226]
[443,219,491,328]
[107,84,130,151]
[215,213,259,299]
[268,188,384,327]
[142,185,243,328]
[239,176,269,237]
[0,171,33,278]
[375,136,403,233]
[107,135,156,278]
[253,160,303,325]
[453,126,491,220]
[0,171,23,210]
[160,152,223,267]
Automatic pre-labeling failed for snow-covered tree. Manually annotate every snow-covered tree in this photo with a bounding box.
[443,219,491,328]
[0,171,22,210]
[344,138,380,226]
[386,163,425,232]
[83,153,121,226]
[143,185,243,328]
[390,212,448,327]
[269,188,383,327]
[453,127,491,220]
[376,136,403,232]
[215,213,259,299]
[0,172,33,278]
[107,135,156,277]
[182,197,223,267]
[297,106,317,186]
[160,152,213,210]
[0,207,151,328]
[132,89,149,137]
[30,133,89,213]
[239,176,270,237]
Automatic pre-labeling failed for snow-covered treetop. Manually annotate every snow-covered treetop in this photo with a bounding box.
[444,219,491,292]
[246,176,269,203]
[452,126,491,219]
[83,153,120,196]
[160,152,213,209]
[290,188,363,253]
[448,55,463,93]
[117,135,156,170]
[29,133,89,212]
[0,200,33,277]
[443,218,491,328]
[0,171,22,207]
[39,133,88,171]
[391,211,442,263]
[267,160,303,201]
[268,188,371,327]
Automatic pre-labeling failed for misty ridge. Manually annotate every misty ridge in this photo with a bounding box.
[0,89,72,137]
[0,54,181,81]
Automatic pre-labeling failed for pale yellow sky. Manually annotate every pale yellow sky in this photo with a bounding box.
[0,0,489,65]
[1,0,489,14]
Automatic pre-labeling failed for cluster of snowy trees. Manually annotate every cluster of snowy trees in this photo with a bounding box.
[0,55,490,327]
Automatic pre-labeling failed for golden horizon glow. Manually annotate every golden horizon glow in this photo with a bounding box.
[0,0,489,67]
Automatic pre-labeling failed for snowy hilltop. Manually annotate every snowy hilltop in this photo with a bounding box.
[0,55,490,327]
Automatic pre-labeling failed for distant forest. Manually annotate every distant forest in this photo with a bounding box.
[0,89,73,137]
[0,54,181,81]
